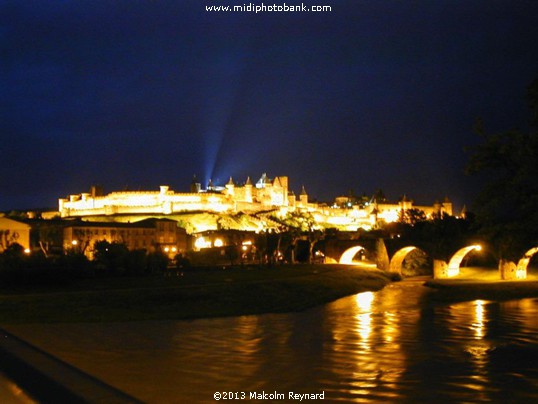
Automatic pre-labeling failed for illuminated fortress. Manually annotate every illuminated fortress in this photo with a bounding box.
[59,173,453,231]
[59,174,301,217]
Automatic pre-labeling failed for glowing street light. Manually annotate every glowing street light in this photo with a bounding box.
[194,237,210,250]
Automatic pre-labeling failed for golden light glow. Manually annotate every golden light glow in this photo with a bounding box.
[339,246,365,264]
[214,238,224,247]
[6,379,35,403]
[389,246,417,274]
[355,291,374,310]
[379,209,399,223]
[71,240,78,246]
[447,267,460,278]
[24,248,30,254]
[355,292,374,344]
[514,246,538,280]
[516,268,527,279]
[382,312,398,344]
[446,245,484,278]
[194,236,211,250]
[473,300,485,339]
[59,175,453,233]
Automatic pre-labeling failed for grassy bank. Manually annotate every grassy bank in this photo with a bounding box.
[0,264,395,324]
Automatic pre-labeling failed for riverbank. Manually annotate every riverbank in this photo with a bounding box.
[0,264,395,323]
[424,266,538,301]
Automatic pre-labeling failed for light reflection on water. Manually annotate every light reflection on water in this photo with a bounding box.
[6,279,538,403]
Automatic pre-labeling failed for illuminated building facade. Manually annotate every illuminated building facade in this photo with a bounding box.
[59,174,299,218]
[63,218,188,259]
[58,173,453,232]
[0,217,31,253]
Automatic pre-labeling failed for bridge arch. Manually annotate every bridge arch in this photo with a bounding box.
[339,246,366,264]
[445,244,482,277]
[515,247,538,279]
[389,246,425,275]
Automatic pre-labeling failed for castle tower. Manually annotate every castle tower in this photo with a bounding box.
[399,194,412,211]
[288,191,296,207]
[190,175,201,193]
[256,173,268,189]
[442,196,453,216]
[159,185,169,195]
[433,200,442,216]
[244,176,253,203]
[90,185,103,197]
[300,185,308,207]
[226,177,235,197]
[276,176,289,205]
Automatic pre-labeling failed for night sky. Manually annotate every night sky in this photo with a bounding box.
[2,1,537,212]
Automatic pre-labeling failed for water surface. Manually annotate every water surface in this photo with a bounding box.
[7,279,538,402]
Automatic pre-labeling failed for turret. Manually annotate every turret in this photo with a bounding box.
[442,196,453,216]
[399,194,412,211]
[159,185,169,195]
[433,200,442,217]
[190,175,201,193]
[226,177,235,196]
[288,191,296,207]
[300,185,308,207]
[90,185,103,197]
[244,176,253,203]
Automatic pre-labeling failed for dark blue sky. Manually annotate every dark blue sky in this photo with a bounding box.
[2,1,537,212]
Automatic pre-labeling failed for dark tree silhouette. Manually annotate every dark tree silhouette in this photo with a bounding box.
[466,79,538,260]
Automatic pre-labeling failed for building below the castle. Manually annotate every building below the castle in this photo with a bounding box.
[63,218,188,260]
[0,217,31,253]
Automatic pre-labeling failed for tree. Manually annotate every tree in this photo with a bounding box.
[465,79,538,260]
[32,222,63,257]
[224,244,239,266]
[399,208,427,226]
[93,240,130,273]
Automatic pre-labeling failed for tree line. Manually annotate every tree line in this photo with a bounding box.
[0,241,169,286]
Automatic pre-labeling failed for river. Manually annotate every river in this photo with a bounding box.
[6,278,538,403]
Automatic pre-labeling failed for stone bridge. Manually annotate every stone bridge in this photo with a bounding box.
[322,238,538,280]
